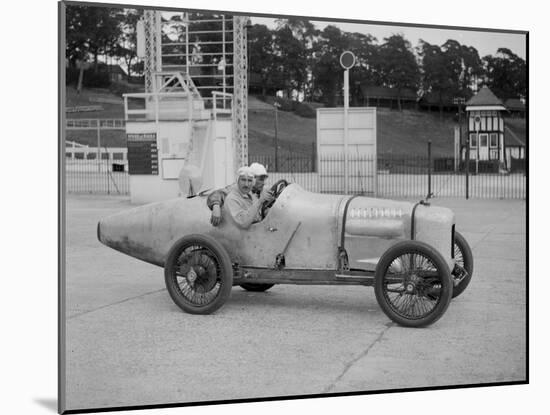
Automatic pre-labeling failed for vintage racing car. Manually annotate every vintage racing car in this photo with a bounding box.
[97,180,473,327]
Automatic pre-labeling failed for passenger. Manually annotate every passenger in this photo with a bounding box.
[208,162,271,226]
[224,166,274,229]
[249,162,269,194]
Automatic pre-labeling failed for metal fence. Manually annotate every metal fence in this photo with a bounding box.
[252,153,316,173]
[376,154,525,199]
[65,160,130,195]
[65,153,526,199]
[250,153,526,199]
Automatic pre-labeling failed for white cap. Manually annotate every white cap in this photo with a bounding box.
[249,162,268,177]
[236,166,254,179]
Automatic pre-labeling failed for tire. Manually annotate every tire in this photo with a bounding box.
[451,231,474,298]
[240,283,275,292]
[374,241,453,328]
[164,234,233,314]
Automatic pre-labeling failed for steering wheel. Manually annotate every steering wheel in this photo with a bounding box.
[260,179,288,218]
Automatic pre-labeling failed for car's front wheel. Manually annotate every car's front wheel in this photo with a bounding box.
[374,241,453,327]
[164,234,233,314]
[451,231,474,298]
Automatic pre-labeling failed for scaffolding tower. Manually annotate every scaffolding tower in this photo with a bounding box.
[141,10,248,169]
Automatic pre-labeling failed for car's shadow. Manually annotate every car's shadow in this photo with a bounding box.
[227,285,379,315]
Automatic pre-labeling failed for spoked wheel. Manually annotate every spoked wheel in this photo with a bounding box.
[374,241,453,327]
[451,231,474,298]
[239,283,275,292]
[164,234,233,314]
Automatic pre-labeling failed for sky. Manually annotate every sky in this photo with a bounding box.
[149,8,526,60]
[251,16,527,59]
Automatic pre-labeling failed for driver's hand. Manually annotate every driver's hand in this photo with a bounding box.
[259,189,275,204]
[210,204,222,226]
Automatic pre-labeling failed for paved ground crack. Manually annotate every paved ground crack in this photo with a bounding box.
[322,323,393,393]
[67,288,166,320]
[473,209,523,250]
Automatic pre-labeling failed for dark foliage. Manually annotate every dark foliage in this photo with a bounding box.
[66,5,526,105]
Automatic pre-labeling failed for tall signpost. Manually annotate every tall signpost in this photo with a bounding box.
[340,51,356,194]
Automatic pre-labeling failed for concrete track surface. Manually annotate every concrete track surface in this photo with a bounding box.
[62,195,526,411]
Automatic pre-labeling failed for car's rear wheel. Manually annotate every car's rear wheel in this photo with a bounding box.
[164,234,233,314]
[374,241,453,327]
[451,231,474,298]
[239,283,275,292]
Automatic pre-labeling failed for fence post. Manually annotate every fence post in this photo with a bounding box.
[274,104,279,172]
[374,153,378,198]
[106,161,110,195]
[97,121,101,173]
[427,140,432,198]
[311,142,316,172]
[466,137,470,199]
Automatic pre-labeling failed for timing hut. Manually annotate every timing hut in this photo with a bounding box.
[463,86,506,168]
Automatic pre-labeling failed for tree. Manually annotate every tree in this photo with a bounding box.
[441,39,464,96]
[272,25,308,98]
[483,48,526,99]
[113,9,142,81]
[419,39,484,113]
[310,25,349,106]
[248,24,278,96]
[375,34,420,110]
[459,44,483,94]
[440,39,482,98]
[131,61,144,78]
[66,4,124,71]
[275,18,320,100]
[343,31,378,105]
[418,40,452,114]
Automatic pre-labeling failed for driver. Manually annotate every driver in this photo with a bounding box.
[208,162,271,226]
[224,166,274,229]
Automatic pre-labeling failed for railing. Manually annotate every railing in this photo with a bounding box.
[64,152,525,199]
[66,119,126,130]
[66,140,89,148]
[160,13,234,101]
[65,159,129,195]
[66,105,103,113]
[251,153,316,174]
[123,92,201,122]
[249,153,526,199]
[65,147,127,161]
[212,91,233,119]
